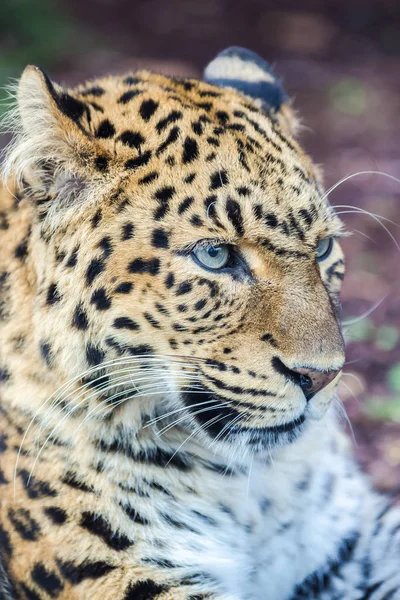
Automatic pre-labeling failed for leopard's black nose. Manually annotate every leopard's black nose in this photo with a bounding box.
[272,357,341,401]
[291,366,341,400]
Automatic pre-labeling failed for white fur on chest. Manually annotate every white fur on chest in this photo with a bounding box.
[149,417,368,600]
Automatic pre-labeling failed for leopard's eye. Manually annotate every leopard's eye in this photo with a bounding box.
[316,237,333,262]
[192,245,230,271]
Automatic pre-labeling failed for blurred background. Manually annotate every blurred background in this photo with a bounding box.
[1,0,400,500]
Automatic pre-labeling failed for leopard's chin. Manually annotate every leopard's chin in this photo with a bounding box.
[223,414,307,452]
[181,387,308,451]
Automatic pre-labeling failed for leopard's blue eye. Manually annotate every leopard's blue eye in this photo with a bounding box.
[316,237,333,261]
[192,245,230,270]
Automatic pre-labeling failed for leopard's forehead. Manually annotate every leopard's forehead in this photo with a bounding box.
[66,70,337,243]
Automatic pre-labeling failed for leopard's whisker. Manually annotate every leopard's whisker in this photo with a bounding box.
[347,227,377,243]
[164,413,229,468]
[333,395,357,446]
[213,412,243,444]
[155,402,230,437]
[144,398,220,428]
[342,371,364,389]
[69,384,211,451]
[334,210,400,252]
[27,383,205,484]
[37,368,203,436]
[334,204,399,228]
[38,372,204,443]
[342,295,387,327]
[322,170,400,201]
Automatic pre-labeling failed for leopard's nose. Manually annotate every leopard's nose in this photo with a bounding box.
[291,366,341,400]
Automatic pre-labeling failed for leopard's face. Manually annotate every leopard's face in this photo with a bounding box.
[3,48,345,453]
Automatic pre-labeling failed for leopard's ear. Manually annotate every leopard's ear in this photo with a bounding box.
[204,47,299,137]
[2,66,105,218]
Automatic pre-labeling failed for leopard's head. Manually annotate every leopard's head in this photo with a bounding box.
[2,48,345,455]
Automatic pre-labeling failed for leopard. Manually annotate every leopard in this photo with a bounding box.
[0,46,399,600]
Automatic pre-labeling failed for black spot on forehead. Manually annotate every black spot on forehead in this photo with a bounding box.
[156,126,180,156]
[122,222,135,241]
[143,312,161,329]
[190,214,203,227]
[118,90,141,104]
[139,171,159,185]
[0,521,12,556]
[153,186,175,220]
[182,137,199,164]
[128,258,160,275]
[123,76,141,85]
[237,186,251,197]
[95,119,115,139]
[207,136,220,147]
[298,208,314,227]
[81,86,105,97]
[140,99,159,121]
[56,91,87,123]
[98,235,113,257]
[152,228,170,249]
[119,131,145,149]
[125,151,152,170]
[94,155,109,173]
[89,101,104,113]
[226,198,244,237]
[194,299,207,311]
[156,110,183,133]
[210,170,228,190]
[178,196,195,215]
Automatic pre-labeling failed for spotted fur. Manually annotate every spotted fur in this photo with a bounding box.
[0,47,399,600]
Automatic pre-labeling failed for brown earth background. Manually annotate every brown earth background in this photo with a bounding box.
[1,0,400,501]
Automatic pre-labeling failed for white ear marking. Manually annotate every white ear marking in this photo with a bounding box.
[204,55,276,85]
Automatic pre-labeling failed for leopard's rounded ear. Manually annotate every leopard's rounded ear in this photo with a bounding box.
[2,65,94,184]
[1,66,104,223]
[18,65,90,136]
[204,47,299,137]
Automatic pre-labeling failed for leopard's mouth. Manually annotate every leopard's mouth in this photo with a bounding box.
[181,386,307,450]
[227,415,307,450]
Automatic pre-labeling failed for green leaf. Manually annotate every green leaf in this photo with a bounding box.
[344,317,375,342]
[376,325,399,351]
[329,77,368,116]
[365,396,400,422]
[387,364,400,393]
